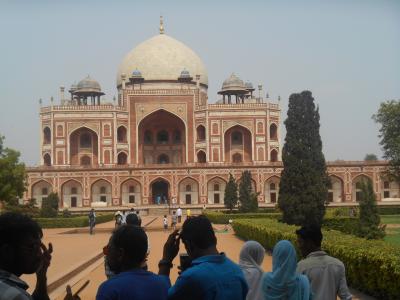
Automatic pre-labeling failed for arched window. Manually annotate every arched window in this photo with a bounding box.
[185,184,192,192]
[157,130,169,144]
[43,153,51,166]
[232,131,243,145]
[43,127,51,144]
[117,126,127,143]
[232,153,242,163]
[158,154,169,164]
[100,186,106,194]
[270,183,276,190]
[270,150,278,162]
[197,125,206,141]
[80,155,91,166]
[270,124,278,140]
[197,151,206,163]
[71,187,77,194]
[173,130,181,144]
[117,152,127,165]
[80,133,92,148]
[214,184,220,191]
[144,130,153,144]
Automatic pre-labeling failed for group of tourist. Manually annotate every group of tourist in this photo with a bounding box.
[113,208,142,228]
[0,212,352,300]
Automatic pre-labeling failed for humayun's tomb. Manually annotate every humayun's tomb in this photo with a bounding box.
[24,20,400,209]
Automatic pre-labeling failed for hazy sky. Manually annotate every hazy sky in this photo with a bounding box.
[0,0,399,166]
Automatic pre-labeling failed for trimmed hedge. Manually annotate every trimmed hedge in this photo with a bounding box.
[35,214,114,228]
[232,218,400,300]
[204,211,281,224]
[378,206,400,215]
[322,217,360,235]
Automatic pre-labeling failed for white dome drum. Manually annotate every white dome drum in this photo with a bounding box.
[117,34,208,87]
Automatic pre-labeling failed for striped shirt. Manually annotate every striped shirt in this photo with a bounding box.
[0,269,32,300]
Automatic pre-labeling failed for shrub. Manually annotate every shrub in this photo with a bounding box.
[232,218,400,300]
[62,208,72,218]
[3,202,40,217]
[40,193,59,218]
[35,213,114,228]
[378,206,400,215]
[322,217,360,235]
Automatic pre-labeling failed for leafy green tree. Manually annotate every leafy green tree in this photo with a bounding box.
[40,192,59,218]
[278,91,329,226]
[357,180,385,239]
[239,171,258,212]
[364,154,378,161]
[0,135,26,205]
[224,173,238,212]
[373,100,400,182]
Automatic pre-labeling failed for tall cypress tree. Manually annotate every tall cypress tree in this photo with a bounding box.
[278,91,329,226]
[357,180,385,239]
[224,173,238,212]
[239,170,258,212]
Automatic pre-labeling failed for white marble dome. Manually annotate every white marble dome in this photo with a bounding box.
[117,34,208,87]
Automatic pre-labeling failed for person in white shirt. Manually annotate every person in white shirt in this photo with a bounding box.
[163,215,168,232]
[296,225,352,300]
[176,207,182,223]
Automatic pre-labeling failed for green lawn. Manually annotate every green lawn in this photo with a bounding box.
[381,214,400,224]
[381,215,400,246]
[384,227,400,246]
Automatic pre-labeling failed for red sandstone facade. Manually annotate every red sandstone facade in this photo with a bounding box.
[24,29,400,209]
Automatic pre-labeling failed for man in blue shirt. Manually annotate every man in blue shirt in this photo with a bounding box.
[158,215,248,300]
[97,225,169,300]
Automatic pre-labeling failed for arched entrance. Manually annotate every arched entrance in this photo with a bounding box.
[69,127,99,166]
[151,179,170,205]
[31,180,53,207]
[61,180,83,208]
[138,109,186,165]
[224,125,252,163]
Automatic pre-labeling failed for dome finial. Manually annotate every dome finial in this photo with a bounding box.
[159,15,164,34]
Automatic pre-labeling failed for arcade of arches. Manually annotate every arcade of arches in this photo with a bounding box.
[29,172,399,208]
[138,110,186,165]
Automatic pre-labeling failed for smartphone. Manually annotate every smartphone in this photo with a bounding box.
[179,253,192,272]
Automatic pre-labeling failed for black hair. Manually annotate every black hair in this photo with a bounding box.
[296,225,323,247]
[111,225,148,265]
[0,213,43,247]
[180,215,216,249]
[125,213,140,226]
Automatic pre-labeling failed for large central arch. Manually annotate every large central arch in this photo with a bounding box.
[150,178,170,205]
[224,125,252,163]
[69,127,99,166]
[138,109,186,165]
